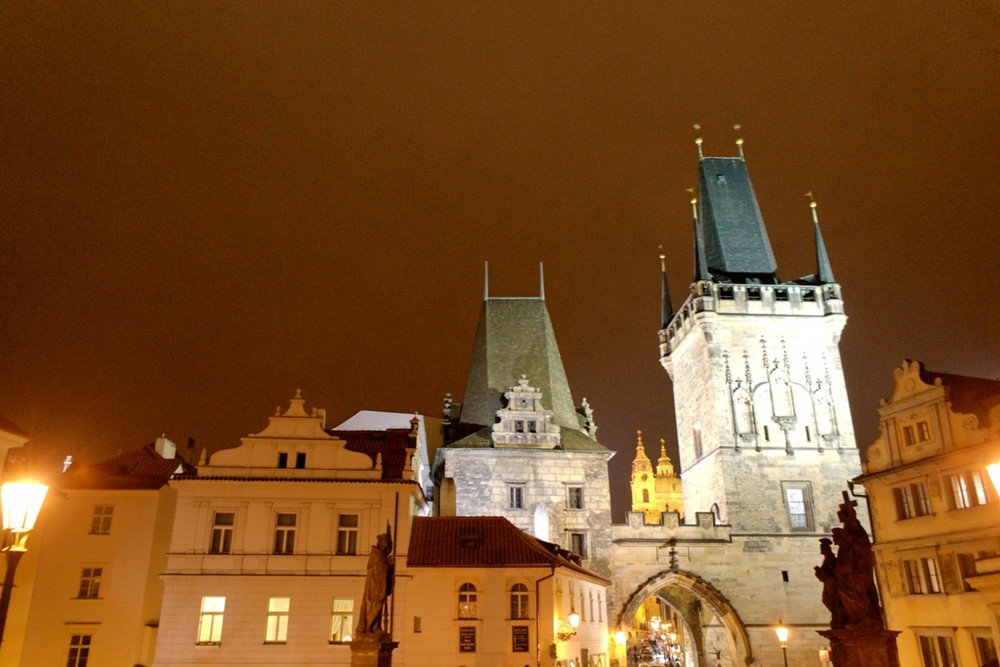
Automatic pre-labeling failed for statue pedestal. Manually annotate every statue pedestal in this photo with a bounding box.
[818,627,900,667]
[350,633,398,667]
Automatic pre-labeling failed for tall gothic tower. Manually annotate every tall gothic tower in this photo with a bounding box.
[659,153,862,534]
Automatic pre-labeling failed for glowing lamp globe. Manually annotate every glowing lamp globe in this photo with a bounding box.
[1,481,48,539]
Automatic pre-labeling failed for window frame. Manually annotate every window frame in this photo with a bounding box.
[570,532,587,558]
[509,582,529,620]
[915,629,959,667]
[458,582,478,619]
[566,486,584,510]
[209,512,235,554]
[781,481,814,531]
[197,596,226,645]
[336,513,359,555]
[264,596,290,644]
[77,566,103,599]
[508,484,525,510]
[66,633,92,667]
[330,597,354,644]
[90,505,113,535]
[273,513,297,555]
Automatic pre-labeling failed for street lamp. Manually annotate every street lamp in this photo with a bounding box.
[987,462,1000,496]
[0,481,48,647]
[775,620,789,667]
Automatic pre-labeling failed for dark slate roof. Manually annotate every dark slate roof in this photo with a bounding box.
[329,428,414,480]
[459,298,579,430]
[918,364,1000,426]
[60,444,194,490]
[407,516,609,582]
[699,157,779,283]
[446,425,609,453]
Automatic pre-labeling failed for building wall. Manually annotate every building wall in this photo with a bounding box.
[438,448,614,578]
[19,487,177,667]
[860,361,1000,667]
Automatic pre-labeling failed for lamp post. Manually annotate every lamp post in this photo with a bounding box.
[775,620,789,667]
[0,481,48,647]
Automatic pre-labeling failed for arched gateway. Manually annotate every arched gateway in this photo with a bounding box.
[616,569,753,667]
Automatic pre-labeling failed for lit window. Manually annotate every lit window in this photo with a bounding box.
[90,505,113,535]
[458,583,478,619]
[66,634,92,667]
[264,597,290,643]
[273,513,296,554]
[330,597,354,643]
[210,512,235,554]
[509,485,524,510]
[77,567,103,599]
[510,583,529,620]
[197,596,226,644]
[567,487,584,510]
[917,421,931,441]
[337,514,358,555]
[948,471,993,510]
[570,532,587,557]
[782,482,814,531]
[903,425,916,446]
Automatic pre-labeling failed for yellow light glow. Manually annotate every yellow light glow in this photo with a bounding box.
[987,462,1000,496]
[568,612,580,629]
[614,630,627,645]
[1,481,48,537]
[775,621,789,644]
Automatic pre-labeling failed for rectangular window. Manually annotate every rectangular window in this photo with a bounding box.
[570,532,587,557]
[264,597,290,643]
[278,452,288,468]
[974,634,998,666]
[514,420,525,433]
[782,482,814,531]
[567,486,584,510]
[917,421,931,441]
[904,559,925,594]
[77,567,103,599]
[197,596,226,644]
[903,425,916,446]
[904,557,942,595]
[295,452,306,469]
[914,482,932,515]
[957,553,978,592]
[210,512,235,554]
[922,558,942,593]
[330,597,354,643]
[527,420,537,433]
[337,514,359,555]
[90,505,113,535]
[512,626,530,652]
[693,426,704,457]
[273,513,296,554]
[948,471,993,509]
[894,482,932,519]
[509,484,524,509]
[918,633,958,667]
[66,634,92,667]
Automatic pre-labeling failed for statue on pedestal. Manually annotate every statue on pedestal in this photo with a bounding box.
[356,523,395,638]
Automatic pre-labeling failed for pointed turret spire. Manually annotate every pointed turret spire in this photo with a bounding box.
[807,193,836,284]
[656,438,675,478]
[483,261,489,301]
[690,193,711,282]
[539,261,545,300]
[660,249,673,328]
[632,430,653,474]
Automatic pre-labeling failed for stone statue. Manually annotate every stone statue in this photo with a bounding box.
[356,523,395,637]
[816,492,883,629]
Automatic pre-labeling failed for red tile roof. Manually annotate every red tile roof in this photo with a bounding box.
[332,428,414,480]
[61,444,195,490]
[407,516,609,582]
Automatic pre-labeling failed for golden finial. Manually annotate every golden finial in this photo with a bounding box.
[636,429,644,446]
[806,191,820,224]
[686,187,698,217]
[693,124,703,159]
[734,124,744,159]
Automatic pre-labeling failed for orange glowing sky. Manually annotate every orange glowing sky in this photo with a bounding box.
[2,3,997,518]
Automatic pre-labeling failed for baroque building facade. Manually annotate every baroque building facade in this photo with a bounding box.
[857,360,1000,667]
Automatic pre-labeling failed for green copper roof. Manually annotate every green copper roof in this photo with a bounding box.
[460,298,581,432]
[699,157,779,282]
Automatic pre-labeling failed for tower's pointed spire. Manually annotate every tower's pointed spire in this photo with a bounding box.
[660,248,673,328]
[483,261,489,301]
[690,192,711,282]
[539,261,545,300]
[807,193,836,284]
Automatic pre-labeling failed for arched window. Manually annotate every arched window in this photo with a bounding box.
[510,583,529,619]
[642,489,650,503]
[458,583,478,619]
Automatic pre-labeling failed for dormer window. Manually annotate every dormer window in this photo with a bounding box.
[515,420,525,433]
[527,421,537,434]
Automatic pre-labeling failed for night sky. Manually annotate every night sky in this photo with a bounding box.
[3,3,998,519]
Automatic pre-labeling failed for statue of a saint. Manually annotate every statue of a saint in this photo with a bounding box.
[817,492,883,629]
[356,523,394,637]
[814,537,845,628]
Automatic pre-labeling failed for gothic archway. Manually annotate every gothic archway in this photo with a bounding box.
[615,569,754,667]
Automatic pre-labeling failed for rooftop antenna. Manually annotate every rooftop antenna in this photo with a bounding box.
[539,261,545,300]
[693,124,704,160]
[483,261,489,301]
[734,124,745,159]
